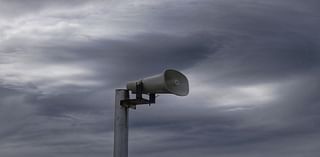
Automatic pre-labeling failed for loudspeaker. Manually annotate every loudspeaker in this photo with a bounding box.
[126,69,189,96]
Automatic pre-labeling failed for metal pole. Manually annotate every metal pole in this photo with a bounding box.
[113,89,129,157]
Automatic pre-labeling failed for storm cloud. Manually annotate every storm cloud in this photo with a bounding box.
[0,0,320,157]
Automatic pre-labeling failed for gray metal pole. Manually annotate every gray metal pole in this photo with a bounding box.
[113,89,129,157]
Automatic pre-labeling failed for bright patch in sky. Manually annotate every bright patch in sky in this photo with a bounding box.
[189,73,276,109]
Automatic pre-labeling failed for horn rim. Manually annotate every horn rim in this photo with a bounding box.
[164,69,189,96]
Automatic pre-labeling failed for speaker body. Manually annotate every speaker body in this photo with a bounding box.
[126,69,189,96]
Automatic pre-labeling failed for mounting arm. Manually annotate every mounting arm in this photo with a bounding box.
[121,82,156,109]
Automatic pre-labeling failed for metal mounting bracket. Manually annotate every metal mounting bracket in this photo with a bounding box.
[121,82,156,109]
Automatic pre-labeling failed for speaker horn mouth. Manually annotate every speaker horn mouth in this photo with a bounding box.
[164,69,189,96]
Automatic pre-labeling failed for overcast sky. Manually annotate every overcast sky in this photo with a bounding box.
[0,0,320,157]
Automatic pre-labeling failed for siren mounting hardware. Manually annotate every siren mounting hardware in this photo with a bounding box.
[121,81,156,109]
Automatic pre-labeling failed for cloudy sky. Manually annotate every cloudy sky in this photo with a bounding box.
[1,0,320,156]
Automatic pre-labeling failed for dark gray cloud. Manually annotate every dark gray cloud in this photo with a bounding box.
[0,0,320,157]
[40,33,221,84]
